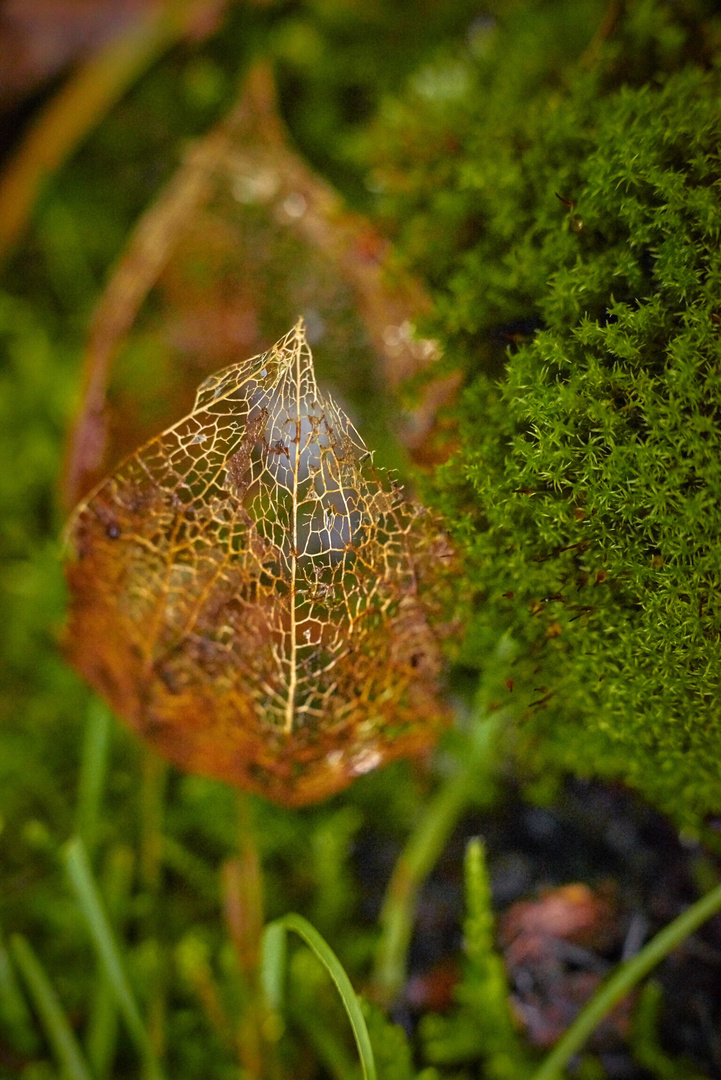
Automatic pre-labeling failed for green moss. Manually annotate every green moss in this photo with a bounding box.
[369,3,721,826]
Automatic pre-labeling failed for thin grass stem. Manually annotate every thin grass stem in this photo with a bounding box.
[0,923,38,1054]
[10,934,93,1080]
[75,698,112,855]
[85,844,135,1079]
[372,711,504,1005]
[63,835,166,1080]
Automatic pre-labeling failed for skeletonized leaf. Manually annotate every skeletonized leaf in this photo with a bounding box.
[64,322,454,805]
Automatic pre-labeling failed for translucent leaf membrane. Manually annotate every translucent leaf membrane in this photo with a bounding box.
[64,322,455,805]
[63,64,455,515]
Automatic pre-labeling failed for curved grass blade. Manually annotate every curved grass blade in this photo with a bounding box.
[10,934,93,1080]
[262,912,376,1080]
[63,836,166,1080]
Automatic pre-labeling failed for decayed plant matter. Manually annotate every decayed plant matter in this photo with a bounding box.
[64,322,454,805]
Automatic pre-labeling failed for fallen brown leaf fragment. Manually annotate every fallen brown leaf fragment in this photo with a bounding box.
[499,882,633,1050]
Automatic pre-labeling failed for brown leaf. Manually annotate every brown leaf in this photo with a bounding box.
[62,62,457,511]
[499,883,618,964]
[64,322,455,805]
[499,883,630,1049]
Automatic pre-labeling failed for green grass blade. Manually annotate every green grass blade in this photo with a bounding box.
[75,699,112,855]
[0,923,38,1054]
[85,845,135,1079]
[532,879,721,1080]
[260,921,286,1012]
[63,836,166,1080]
[264,912,377,1080]
[86,983,118,1080]
[10,934,93,1080]
[373,710,505,1004]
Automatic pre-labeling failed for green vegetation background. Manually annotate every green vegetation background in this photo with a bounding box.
[2,0,721,1076]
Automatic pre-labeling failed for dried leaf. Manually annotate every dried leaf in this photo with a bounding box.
[498,883,628,1049]
[64,321,454,805]
[62,62,456,511]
